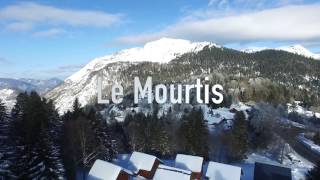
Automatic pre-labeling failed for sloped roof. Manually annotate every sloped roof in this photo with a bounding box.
[205,161,242,180]
[153,165,191,180]
[87,159,122,180]
[175,154,204,173]
[127,151,158,173]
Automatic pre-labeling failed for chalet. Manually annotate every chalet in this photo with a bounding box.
[254,162,292,180]
[205,161,242,180]
[153,164,192,180]
[127,151,162,179]
[87,159,131,180]
[175,154,204,179]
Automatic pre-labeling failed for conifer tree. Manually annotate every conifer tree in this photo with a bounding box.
[0,99,6,122]
[147,114,170,156]
[0,100,17,178]
[178,108,209,158]
[124,112,148,152]
[227,111,248,161]
[62,100,118,179]
[10,92,65,179]
[86,107,117,162]
[124,111,170,156]
[72,97,81,118]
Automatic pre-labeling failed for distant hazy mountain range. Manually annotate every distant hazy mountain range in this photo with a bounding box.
[0,78,62,109]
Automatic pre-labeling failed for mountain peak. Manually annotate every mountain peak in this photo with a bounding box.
[67,38,217,82]
[279,44,308,53]
[278,44,320,59]
[242,44,320,60]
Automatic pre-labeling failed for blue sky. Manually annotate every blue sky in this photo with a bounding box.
[0,0,320,79]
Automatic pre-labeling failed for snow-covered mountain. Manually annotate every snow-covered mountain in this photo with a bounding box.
[46,38,320,114]
[46,38,217,113]
[278,45,320,60]
[242,45,320,60]
[67,38,217,82]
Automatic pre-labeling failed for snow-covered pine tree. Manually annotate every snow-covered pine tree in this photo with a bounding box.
[86,107,117,163]
[124,111,171,156]
[148,104,170,156]
[0,99,17,179]
[124,113,144,151]
[10,92,65,179]
[41,99,65,179]
[148,115,170,156]
[61,101,118,179]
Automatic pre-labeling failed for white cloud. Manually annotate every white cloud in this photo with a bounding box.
[208,0,229,9]
[113,33,164,46]
[113,4,320,45]
[32,28,66,38]
[208,0,304,9]
[0,2,123,28]
[5,21,33,31]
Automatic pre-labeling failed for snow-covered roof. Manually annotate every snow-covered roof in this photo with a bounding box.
[175,154,204,173]
[128,151,158,173]
[201,105,235,124]
[205,161,242,180]
[158,164,191,174]
[153,165,191,180]
[87,159,123,180]
[230,102,251,112]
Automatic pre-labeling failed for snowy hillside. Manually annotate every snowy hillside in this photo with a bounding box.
[0,89,17,110]
[242,45,320,60]
[46,38,217,113]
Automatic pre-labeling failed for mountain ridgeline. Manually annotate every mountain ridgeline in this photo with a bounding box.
[46,39,320,113]
[120,47,320,106]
